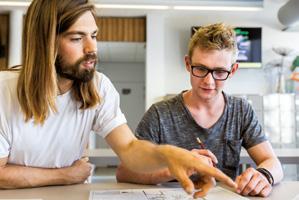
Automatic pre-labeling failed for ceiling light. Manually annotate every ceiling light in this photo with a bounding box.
[95,4,170,10]
[0,1,30,7]
[173,6,262,11]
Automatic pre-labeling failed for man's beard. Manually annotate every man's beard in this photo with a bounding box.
[55,53,97,83]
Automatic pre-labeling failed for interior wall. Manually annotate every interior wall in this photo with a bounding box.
[145,0,299,107]
[98,62,145,131]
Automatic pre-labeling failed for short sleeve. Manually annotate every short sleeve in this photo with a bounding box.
[135,104,160,144]
[0,74,12,158]
[92,74,127,138]
[241,99,267,149]
[0,129,10,158]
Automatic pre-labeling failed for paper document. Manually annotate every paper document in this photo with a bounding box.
[89,186,249,200]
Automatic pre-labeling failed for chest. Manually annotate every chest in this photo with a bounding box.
[189,108,224,129]
[7,98,97,167]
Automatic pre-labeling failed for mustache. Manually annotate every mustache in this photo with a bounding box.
[80,53,98,63]
[55,52,98,67]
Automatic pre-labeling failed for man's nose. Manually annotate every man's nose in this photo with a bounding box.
[84,37,97,54]
[203,71,215,83]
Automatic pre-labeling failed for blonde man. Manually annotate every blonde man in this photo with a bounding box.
[116,23,283,197]
[0,1,235,198]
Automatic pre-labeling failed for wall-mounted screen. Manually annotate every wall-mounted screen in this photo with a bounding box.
[191,26,262,68]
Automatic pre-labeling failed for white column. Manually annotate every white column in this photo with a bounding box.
[145,13,165,109]
[8,10,23,68]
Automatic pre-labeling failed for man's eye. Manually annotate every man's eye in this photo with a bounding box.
[195,67,207,72]
[214,70,228,76]
[214,70,227,74]
[92,35,97,40]
[71,38,82,42]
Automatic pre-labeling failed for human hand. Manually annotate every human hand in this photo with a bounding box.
[160,145,236,198]
[162,150,215,181]
[236,167,272,197]
[186,149,217,178]
[190,149,218,166]
[193,174,216,198]
[188,149,219,197]
[62,157,93,185]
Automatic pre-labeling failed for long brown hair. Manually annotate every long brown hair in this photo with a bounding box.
[17,0,100,124]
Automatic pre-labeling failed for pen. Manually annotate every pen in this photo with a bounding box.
[196,137,216,167]
[196,137,206,149]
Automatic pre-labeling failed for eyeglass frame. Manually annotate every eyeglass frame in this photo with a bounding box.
[190,64,234,81]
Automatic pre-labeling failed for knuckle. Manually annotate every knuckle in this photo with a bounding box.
[242,176,250,183]
[256,173,263,179]
[250,190,258,195]
[247,185,254,191]
[248,167,255,173]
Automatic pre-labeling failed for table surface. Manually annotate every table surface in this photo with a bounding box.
[0,181,298,200]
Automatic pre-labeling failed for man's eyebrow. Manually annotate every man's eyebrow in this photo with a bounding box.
[64,29,98,36]
[214,66,229,71]
[192,64,228,71]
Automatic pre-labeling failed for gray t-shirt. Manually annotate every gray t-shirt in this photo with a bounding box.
[135,92,267,180]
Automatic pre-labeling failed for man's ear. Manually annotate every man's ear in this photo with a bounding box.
[229,63,239,77]
[185,55,191,72]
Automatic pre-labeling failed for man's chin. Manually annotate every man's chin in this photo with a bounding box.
[79,72,95,82]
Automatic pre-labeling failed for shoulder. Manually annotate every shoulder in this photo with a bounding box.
[94,72,108,87]
[0,71,19,93]
[0,71,19,113]
[0,71,19,84]
[93,72,116,93]
[150,94,182,112]
[225,93,251,109]
[225,93,258,124]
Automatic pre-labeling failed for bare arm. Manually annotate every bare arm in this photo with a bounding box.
[0,157,92,189]
[236,141,283,197]
[116,149,218,185]
[116,163,174,184]
[105,124,236,198]
[248,141,283,184]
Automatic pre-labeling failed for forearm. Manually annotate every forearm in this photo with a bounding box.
[116,163,174,185]
[248,141,284,185]
[257,157,283,184]
[117,139,169,173]
[0,164,71,189]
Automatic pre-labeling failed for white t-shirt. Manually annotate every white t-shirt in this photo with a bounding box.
[0,71,126,168]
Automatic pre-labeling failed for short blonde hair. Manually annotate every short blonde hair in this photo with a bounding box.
[188,23,238,62]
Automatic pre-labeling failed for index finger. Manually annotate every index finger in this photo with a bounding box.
[194,162,237,189]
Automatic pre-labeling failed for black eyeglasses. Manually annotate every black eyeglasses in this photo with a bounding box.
[191,65,232,81]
